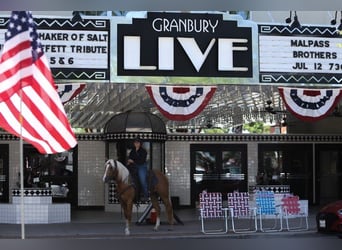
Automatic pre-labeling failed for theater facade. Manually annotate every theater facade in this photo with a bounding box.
[0,11,342,214]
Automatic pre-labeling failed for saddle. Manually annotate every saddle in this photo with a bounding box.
[126,166,158,203]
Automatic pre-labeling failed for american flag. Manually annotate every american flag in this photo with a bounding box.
[0,11,77,154]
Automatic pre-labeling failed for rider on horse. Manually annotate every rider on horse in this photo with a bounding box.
[127,137,149,202]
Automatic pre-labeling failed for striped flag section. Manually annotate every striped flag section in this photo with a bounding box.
[279,87,342,122]
[57,83,86,104]
[146,85,216,121]
[0,11,77,154]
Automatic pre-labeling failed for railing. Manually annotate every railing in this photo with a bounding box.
[249,185,291,194]
[194,173,245,182]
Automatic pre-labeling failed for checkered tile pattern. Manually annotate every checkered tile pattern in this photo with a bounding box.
[12,188,52,197]
[199,192,223,218]
[255,191,276,215]
[107,183,159,205]
[281,195,300,215]
[108,183,119,204]
[227,192,250,217]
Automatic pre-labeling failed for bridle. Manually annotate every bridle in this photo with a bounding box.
[104,159,135,199]
[106,159,118,171]
[104,159,118,183]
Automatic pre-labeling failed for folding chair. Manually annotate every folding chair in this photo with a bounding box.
[227,192,257,233]
[255,191,283,232]
[199,192,228,234]
[281,195,309,231]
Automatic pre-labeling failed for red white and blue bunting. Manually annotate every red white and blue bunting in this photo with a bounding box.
[145,85,217,121]
[279,87,342,122]
[57,83,86,104]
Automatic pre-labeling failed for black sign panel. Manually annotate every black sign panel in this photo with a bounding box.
[117,12,253,77]
[0,17,110,81]
[259,24,342,84]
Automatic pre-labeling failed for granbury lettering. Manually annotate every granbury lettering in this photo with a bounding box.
[152,18,219,33]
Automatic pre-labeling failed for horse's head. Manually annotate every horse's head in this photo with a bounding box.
[103,159,117,183]
[103,159,130,184]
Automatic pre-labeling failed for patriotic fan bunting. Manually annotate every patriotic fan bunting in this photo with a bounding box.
[57,83,86,104]
[278,87,342,122]
[145,85,217,121]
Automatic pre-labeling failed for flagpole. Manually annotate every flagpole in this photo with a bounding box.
[19,88,25,239]
[0,12,77,240]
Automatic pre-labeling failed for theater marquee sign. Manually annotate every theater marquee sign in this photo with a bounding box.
[117,12,253,78]
[0,16,110,81]
[2,12,340,85]
[259,24,342,84]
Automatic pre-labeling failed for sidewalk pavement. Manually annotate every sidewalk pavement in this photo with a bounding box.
[0,206,321,239]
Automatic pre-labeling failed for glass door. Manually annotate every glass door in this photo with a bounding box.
[258,144,313,202]
[315,144,342,205]
[193,150,218,194]
[191,144,247,206]
[0,144,9,203]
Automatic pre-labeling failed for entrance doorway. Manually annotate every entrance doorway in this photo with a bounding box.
[316,144,342,206]
[23,145,78,207]
[190,144,247,207]
[0,144,9,203]
[258,144,313,203]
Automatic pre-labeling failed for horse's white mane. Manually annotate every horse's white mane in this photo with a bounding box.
[107,159,130,184]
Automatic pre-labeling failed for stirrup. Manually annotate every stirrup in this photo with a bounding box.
[140,196,149,203]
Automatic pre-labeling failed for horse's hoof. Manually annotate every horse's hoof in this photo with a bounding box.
[153,227,158,232]
[125,229,130,236]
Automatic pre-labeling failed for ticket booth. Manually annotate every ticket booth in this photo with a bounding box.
[103,110,167,211]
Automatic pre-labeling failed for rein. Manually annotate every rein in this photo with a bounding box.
[116,184,135,199]
[110,160,135,199]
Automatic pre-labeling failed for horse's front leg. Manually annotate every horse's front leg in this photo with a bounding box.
[125,220,130,236]
[122,201,132,236]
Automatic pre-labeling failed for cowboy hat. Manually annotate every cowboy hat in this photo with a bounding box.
[133,137,142,143]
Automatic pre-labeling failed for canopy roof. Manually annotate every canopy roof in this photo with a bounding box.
[104,110,166,134]
[64,82,288,133]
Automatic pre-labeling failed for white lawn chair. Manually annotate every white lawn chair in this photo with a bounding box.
[227,192,257,233]
[255,191,283,232]
[281,195,309,231]
[199,192,228,234]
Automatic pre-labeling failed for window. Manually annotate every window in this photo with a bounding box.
[191,144,247,206]
[257,150,283,185]
[0,144,9,202]
[23,145,77,206]
[258,144,312,200]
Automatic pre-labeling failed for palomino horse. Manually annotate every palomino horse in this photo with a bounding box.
[103,159,174,235]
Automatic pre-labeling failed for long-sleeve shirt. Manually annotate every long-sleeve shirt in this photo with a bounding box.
[128,147,147,165]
